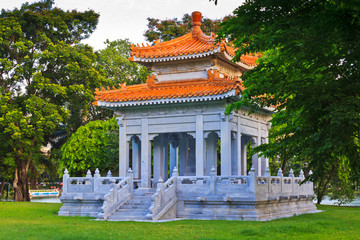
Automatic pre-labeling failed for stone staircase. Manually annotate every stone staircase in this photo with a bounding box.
[107,188,156,221]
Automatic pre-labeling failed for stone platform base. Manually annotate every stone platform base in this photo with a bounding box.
[175,196,317,221]
[58,197,104,217]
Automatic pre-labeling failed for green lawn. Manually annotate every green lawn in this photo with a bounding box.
[0,203,359,240]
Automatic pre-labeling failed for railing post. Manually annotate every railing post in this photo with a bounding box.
[127,168,133,177]
[172,167,178,189]
[110,179,117,203]
[277,168,283,192]
[299,169,304,179]
[157,177,164,191]
[127,168,134,191]
[289,169,294,192]
[249,167,255,193]
[94,168,100,194]
[265,167,271,192]
[308,170,313,194]
[210,166,216,194]
[264,167,270,177]
[63,169,69,194]
[86,170,93,193]
[86,170,92,178]
[172,166,178,177]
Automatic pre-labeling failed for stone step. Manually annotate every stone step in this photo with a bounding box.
[133,188,156,196]
[119,204,150,210]
[129,195,153,200]
[114,209,149,215]
[123,199,151,204]
[107,215,148,221]
[107,189,154,221]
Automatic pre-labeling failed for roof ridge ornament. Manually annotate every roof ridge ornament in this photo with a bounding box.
[191,11,214,43]
[146,74,156,88]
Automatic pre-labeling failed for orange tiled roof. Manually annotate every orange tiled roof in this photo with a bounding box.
[94,70,243,106]
[129,12,258,67]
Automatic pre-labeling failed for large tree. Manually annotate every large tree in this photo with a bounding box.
[59,39,149,176]
[144,13,228,42]
[0,0,106,201]
[60,118,119,176]
[96,39,149,86]
[219,0,360,203]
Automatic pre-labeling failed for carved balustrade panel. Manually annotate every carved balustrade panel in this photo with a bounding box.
[98,177,125,193]
[177,176,210,195]
[67,177,94,193]
[215,176,250,195]
[255,176,312,195]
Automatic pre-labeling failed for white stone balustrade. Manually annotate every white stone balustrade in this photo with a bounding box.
[175,167,312,200]
[62,168,126,197]
[255,169,314,201]
[177,175,252,196]
[60,167,315,219]
[147,167,178,220]
[177,167,253,197]
[98,169,134,219]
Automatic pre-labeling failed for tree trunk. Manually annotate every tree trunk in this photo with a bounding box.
[281,158,287,173]
[316,165,335,204]
[13,167,30,202]
[0,178,4,197]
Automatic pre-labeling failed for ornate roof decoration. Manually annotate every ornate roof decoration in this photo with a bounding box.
[129,11,258,68]
[94,11,259,107]
[94,69,243,107]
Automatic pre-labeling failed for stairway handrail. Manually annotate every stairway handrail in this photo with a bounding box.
[98,169,133,219]
[147,168,178,220]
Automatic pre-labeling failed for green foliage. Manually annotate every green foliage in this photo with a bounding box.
[96,39,149,86]
[60,118,119,176]
[0,0,104,200]
[144,14,227,42]
[219,0,360,203]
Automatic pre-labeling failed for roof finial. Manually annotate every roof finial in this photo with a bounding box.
[192,11,202,36]
[192,11,202,27]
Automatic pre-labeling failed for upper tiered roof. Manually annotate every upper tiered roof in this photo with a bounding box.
[94,11,258,108]
[129,11,258,68]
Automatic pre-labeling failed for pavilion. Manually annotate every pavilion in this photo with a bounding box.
[59,11,316,221]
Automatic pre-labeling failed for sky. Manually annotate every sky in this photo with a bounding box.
[1,0,243,50]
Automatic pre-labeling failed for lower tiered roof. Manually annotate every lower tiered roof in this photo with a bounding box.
[94,70,243,107]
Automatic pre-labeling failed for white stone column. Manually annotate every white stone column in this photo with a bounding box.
[220,114,231,176]
[170,143,176,177]
[241,139,247,175]
[260,137,268,176]
[251,135,262,176]
[141,118,151,188]
[195,115,205,176]
[169,135,179,177]
[176,148,179,167]
[163,136,169,181]
[117,117,129,177]
[132,137,141,179]
[251,138,257,174]
[262,136,270,175]
[237,131,242,175]
[231,132,238,175]
[153,135,163,187]
[178,134,187,176]
[206,133,218,175]
[187,136,196,175]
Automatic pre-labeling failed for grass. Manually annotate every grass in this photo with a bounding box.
[0,203,359,240]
